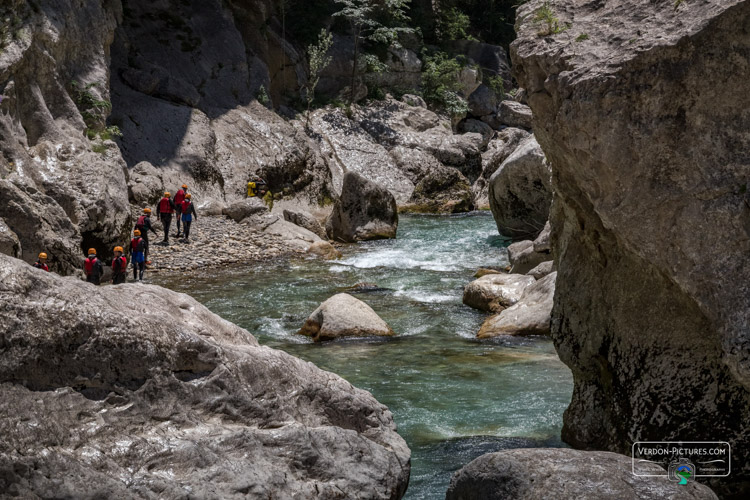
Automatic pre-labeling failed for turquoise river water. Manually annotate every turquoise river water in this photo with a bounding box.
[154,212,573,499]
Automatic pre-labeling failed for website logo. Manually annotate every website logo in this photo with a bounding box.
[632,441,730,481]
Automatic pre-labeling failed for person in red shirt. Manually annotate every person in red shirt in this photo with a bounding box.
[33,252,49,271]
[111,246,127,284]
[155,192,175,244]
[174,184,188,237]
[83,248,103,285]
[180,193,198,243]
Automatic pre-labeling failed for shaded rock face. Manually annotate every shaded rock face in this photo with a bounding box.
[298,293,395,342]
[488,135,551,240]
[0,254,410,498]
[513,0,750,495]
[446,448,718,500]
[478,272,556,338]
[0,0,131,272]
[327,171,398,242]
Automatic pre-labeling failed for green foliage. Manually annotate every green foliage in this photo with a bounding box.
[421,52,469,117]
[304,29,334,125]
[486,75,505,100]
[71,80,114,139]
[533,1,567,36]
[257,85,270,107]
[575,33,589,42]
[437,7,472,41]
[91,143,108,155]
[674,0,685,10]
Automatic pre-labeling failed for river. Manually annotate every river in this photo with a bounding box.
[153,212,573,499]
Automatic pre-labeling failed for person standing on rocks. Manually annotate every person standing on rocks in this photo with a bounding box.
[111,246,127,285]
[33,252,49,271]
[156,192,175,245]
[135,207,157,262]
[83,249,103,285]
[130,230,146,281]
[180,193,198,243]
[174,184,188,237]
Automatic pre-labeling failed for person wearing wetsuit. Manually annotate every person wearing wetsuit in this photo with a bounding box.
[130,230,146,281]
[181,193,198,242]
[34,252,49,271]
[84,248,103,285]
[174,184,188,237]
[156,192,175,244]
[135,207,158,260]
[111,246,127,284]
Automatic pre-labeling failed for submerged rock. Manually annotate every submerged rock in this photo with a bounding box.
[307,240,342,260]
[474,268,502,278]
[298,293,395,341]
[327,172,398,242]
[513,2,750,494]
[488,135,551,240]
[462,274,536,313]
[0,254,410,498]
[447,448,717,499]
[478,272,556,338]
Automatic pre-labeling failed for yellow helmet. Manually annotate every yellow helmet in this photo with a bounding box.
[181,184,188,189]
[88,248,97,255]
[143,207,152,214]
[185,193,192,199]
[164,192,171,198]
[114,246,124,253]
[38,252,47,260]
[133,229,141,236]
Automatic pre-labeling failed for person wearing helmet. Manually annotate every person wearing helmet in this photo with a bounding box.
[130,229,147,281]
[112,246,127,284]
[174,184,188,237]
[135,207,158,261]
[34,252,49,272]
[156,192,175,244]
[83,248,103,285]
[180,192,198,243]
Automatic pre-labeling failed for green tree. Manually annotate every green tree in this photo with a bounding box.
[305,29,334,126]
[332,0,412,105]
[421,52,469,118]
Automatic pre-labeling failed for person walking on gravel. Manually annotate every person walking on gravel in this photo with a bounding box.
[174,184,188,237]
[156,192,175,245]
[180,193,198,243]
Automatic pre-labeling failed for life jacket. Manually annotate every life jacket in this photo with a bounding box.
[247,182,256,197]
[112,256,127,272]
[174,189,186,205]
[182,200,192,213]
[34,262,49,272]
[158,197,172,213]
[131,237,143,252]
[136,215,147,229]
[84,257,97,275]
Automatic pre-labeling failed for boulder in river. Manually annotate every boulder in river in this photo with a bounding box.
[488,135,552,240]
[478,272,556,338]
[526,260,554,280]
[222,198,269,222]
[298,293,395,341]
[283,209,327,240]
[307,240,343,260]
[403,166,474,214]
[507,238,551,275]
[0,254,410,498]
[446,448,718,499]
[463,274,536,313]
[513,3,750,494]
[327,171,398,242]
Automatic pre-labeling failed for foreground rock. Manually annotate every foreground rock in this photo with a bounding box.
[478,273,556,338]
[0,254,410,498]
[298,293,395,342]
[488,135,551,240]
[513,0,750,495]
[463,274,536,313]
[447,448,717,499]
[327,172,398,242]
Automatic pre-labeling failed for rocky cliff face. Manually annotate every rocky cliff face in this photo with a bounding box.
[512,0,750,495]
[0,253,410,498]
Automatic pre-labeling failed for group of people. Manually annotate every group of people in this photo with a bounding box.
[32,183,199,285]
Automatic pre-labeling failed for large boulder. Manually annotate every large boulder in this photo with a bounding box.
[327,172,398,242]
[0,218,21,258]
[127,161,164,206]
[495,100,534,129]
[467,84,497,118]
[0,254,410,498]
[445,40,513,89]
[474,128,530,209]
[478,272,556,338]
[488,135,552,240]
[446,448,718,500]
[462,274,536,313]
[307,240,343,260]
[283,208,327,240]
[403,166,474,214]
[513,0,750,495]
[222,198,269,222]
[298,293,395,342]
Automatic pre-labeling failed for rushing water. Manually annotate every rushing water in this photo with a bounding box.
[154,212,573,499]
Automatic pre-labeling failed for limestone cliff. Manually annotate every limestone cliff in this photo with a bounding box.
[512,0,750,495]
